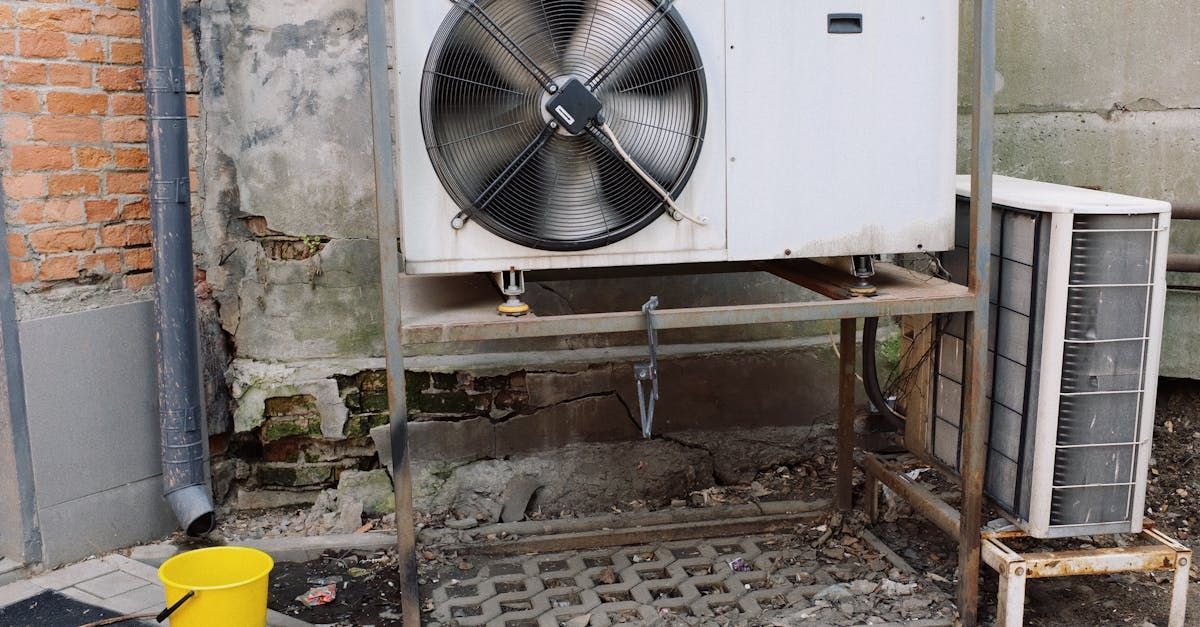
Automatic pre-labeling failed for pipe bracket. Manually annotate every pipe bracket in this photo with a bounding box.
[151,178,191,203]
[144,68,185,93]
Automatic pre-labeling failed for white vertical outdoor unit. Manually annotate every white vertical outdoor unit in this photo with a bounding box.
[393,0,959,276]
[935,175,1172,538]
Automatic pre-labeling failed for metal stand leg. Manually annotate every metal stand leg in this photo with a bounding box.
[366,0,420,622]
[1169,550,1191,627]
[996,561,1027,627]
[864,473,879,524]
[837,318,856,511]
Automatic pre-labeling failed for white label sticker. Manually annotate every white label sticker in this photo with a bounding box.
[554,105,576,125]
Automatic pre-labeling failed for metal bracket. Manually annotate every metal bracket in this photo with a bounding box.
[144,68,184,93]
[633,296,660,438]
[150,178,190,203]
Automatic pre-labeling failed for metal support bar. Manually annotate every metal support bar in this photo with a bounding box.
[836,318,857,511]
[960,0,996,623]
[1170,205,1200,221]
[1167,253,1200,273]
[365,0,420,624]
[858,452,961,537]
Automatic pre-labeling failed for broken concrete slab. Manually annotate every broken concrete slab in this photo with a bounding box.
[666,425,836,484]
[498,475,542,523]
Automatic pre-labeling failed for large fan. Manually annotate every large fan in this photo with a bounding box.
[421,0,707,251]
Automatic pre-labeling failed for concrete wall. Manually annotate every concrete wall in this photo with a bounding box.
[957,0,1200,378]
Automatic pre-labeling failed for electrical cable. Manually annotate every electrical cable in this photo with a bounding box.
[596,120,708,226]
[863,316,907,429]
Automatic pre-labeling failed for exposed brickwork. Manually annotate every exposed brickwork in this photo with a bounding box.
[0,0,201,292]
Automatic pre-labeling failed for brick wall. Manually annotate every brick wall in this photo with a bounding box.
[0,0,199,300]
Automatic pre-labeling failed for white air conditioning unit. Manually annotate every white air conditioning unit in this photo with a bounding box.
[394,0,959,275]
[935,175,1171,538]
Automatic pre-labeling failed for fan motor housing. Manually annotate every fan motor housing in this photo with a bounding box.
[396,0,960,275]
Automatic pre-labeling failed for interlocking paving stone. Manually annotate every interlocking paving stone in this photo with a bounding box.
[429,535,957,626]
[103,583,164,614]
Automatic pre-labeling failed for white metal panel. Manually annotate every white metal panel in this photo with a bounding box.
[395,0,728,275]
[1025,212,1074,536]
[956,175,1173,215]
[725,0,958,260]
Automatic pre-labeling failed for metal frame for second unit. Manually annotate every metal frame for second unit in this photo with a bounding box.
[366,1,998,625]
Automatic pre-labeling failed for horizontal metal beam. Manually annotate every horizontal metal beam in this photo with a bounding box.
[1168,253,1200,274]
[1022,545,1183,578]
[858,452,961,538]
[1171,205,1200,221]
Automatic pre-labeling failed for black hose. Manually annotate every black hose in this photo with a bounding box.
[862,317,906,429]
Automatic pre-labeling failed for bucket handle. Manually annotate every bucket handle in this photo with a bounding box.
[156,590,195,623]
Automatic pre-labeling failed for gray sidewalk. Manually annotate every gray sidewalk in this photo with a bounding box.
[0,553,309,626]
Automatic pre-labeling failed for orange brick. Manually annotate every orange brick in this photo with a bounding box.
[7,234,28,259]
[17,7,93,34]
[112,0,140,9]
[19,32,69,59]
[3,174,47,200]
[46,91,107,115]
[48,173,100,196]
[83,250,120,274]
[29,226,95,253]
[39,255,79,281]
[9,202,43,224]
[4,61,48,85]
[186,94,200,118]
[100,222,150,247]
[124,271,153,290]
[32,116,102,142]
[109,40,141,65]
[85,199,119,221]
[76,146,113,169]
[107,171,147,194]
[93,12,139,38]
[102,117,145,142]
[114,147,148,169]
[122,246,152,271]
[48,63,91,87]
[110,93,145,115]
[122,197,149,219]
[71,37,104,62]
[10,260,35,285]
[0,6,14,28]
[0,31,15,56]
[96,66,140,91]
[3,89,40,114]
[3,117,31,143]
[10,145,73,171]
[43,199,84,222]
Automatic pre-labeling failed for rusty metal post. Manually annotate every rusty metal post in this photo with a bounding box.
[365,0,420,624]
[959,0,996,624]
[837,318,857,511]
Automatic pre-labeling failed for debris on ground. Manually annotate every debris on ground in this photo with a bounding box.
[296,583,337,607]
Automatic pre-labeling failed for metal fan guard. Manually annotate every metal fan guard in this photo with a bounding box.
[421,0,707,251]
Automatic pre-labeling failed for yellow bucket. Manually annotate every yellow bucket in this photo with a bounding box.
[157,546,275,627]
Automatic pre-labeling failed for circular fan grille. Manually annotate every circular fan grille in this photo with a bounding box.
[421,0,707,251]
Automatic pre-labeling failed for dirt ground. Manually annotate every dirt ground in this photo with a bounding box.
[257,378,1199,626]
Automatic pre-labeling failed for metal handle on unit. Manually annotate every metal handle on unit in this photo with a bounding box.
[828,13,863,34]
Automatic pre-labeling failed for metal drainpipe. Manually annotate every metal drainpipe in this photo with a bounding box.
[139,0,214,536]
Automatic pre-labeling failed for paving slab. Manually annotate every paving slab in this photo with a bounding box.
[75,570,149,599]
[104,583,165,614]
[0,559,23,587]
[29,557,118,590]
[0,580,43,607]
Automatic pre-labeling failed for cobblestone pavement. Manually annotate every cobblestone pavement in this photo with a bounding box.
[427,535,956,626]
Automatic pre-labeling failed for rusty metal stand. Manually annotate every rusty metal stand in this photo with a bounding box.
[367,1,997,624]
[982,526,1191,627]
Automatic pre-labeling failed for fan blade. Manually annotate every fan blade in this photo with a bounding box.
[450,0,558,91]
[585,1,675,89]
[596,89,696,185]
[590,21,675,92]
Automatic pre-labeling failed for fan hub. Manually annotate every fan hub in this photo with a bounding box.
[544,78,603,135]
